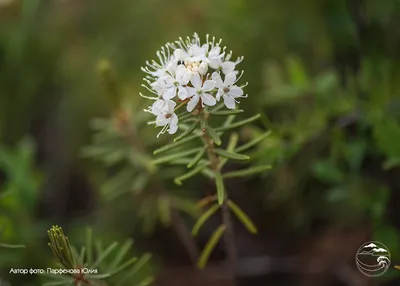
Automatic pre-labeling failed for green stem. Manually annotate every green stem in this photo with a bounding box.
[200,107,237,285]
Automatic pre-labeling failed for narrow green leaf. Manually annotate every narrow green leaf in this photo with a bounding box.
[227,200,258,234]
[208,109,244,116]
[235,130,272,153]
[0,243,25,248]
[115,253,152,284]
[174,164,207,185]
[208,102,225,113]
[192,204,220,236]
[205,124,221,145]
[201,168,214,179]
[187,148,206,168]
[174,121,199,142]
[215,114,261,132]
[152,148,202,165]
[109,240,133,271]
[223,114,236,126]
[153,133,200,155]
[110,256,138,275]
[92,242,119,268]
[79,246,86,264]
[197,225,226,269]
[215,149,249,161]
[223,165,272,179]
[215,173,225,205]
[86,228,93,265]
[219,133,239,169]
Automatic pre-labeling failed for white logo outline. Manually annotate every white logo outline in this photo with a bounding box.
[355,241,391,277]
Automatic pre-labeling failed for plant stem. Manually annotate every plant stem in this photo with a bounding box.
[201,109,238,285]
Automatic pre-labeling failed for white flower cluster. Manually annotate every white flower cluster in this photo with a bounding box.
[141,33,247,137]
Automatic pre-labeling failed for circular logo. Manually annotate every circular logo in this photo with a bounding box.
[355,241,391,277]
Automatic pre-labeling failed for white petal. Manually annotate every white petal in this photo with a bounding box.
[159,75,174,88]
[168,123,178,134]
[174,49,188,61]
[163,87,176,100]
[190,73,202,89]
[170,113,178,126]
[165,99,177,111]
[223,95,236,109]
[176,65,190,84]
[216,89,224,101]
[209,58,222,69]
[185,86,197,97]
[177,85,188,100]
[151,99,165,115]
[202,80,215,92]
[155,114,168,126]
[187,95,200,112]
[224,73,236,86]
[212,72,224,89]
[228,86,244,97]
[222,61,235,75]
[201,93,216,106]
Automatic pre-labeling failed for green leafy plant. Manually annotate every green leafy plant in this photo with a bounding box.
[43,225,153,286]
[140,33,272,278]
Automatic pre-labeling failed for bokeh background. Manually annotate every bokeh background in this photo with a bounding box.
[1,0,400,285]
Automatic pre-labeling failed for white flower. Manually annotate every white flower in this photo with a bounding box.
[154,100,179,137]
[185,73,216,112]
[157,65,190,100]
[148,99,174,116]
[212,72,247,109]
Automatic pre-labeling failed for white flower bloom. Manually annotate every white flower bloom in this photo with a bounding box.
[154,100,179,137]
[141,33,248,137]
[157,65,190,100]
[212,72,247,109]
[185,73,216,112]
[148,98,175,116]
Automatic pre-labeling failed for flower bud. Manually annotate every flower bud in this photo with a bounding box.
[199,62,208,75]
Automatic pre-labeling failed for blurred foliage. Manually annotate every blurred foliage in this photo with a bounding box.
[0,0,400,284]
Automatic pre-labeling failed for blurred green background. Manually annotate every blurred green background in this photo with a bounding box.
[1,0,400,285]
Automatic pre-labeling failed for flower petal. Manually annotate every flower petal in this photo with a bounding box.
[165,99,177,111]
[224,73,236,86]
[177,85,188,100]
[201,93,216,107]
[190,73,202,89]
[222,61,235,75]
[216,89,224,101]
[163,87,176,100]
[185,86,197,98]
[176,65,190,84]
[187,95,199,112]
[223,95,236,109]
[212,72,224,89]
[228,86,244,97]
[155,114,168,126]
[202,80,215,92]
[151,99,166,115]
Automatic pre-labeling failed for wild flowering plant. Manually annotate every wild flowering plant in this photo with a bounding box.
[141,33,272,275]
